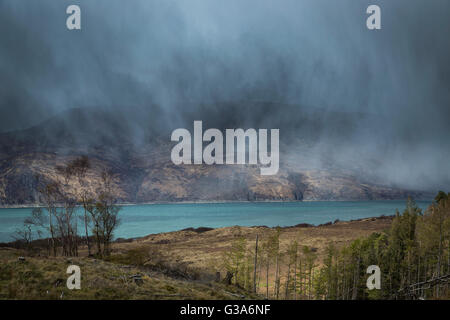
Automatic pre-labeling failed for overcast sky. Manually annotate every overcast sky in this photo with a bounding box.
[0,0,449,190]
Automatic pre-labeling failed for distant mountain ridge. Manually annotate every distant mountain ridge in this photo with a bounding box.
[0,107,432,205]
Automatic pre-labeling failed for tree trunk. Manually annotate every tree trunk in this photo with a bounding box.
[285,263,291,299]
[275,254,279,299]
[266,257,269,299]
[253,235,258,293]
[351,253,360,300]
[84,205,91,256]
[293,252,297,300]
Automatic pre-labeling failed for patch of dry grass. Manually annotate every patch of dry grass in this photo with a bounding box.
[0,247,258,300]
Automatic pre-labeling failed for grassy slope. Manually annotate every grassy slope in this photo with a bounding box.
[0,248,257,300]
[0,216,392,300]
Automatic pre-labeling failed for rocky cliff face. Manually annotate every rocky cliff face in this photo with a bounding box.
[0,108,430,205]
[0,150,428,205]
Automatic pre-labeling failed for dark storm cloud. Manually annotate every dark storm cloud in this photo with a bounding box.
[0,0,449,190]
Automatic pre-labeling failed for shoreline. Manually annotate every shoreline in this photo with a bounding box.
[0,214,395,245]
[0,198,433,209]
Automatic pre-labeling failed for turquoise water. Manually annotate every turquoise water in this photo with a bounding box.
[0,201,431,242]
